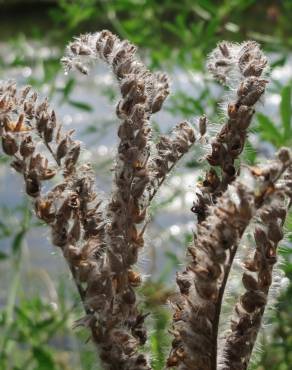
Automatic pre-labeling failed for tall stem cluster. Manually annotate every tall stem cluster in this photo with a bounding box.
[1,31,291,370]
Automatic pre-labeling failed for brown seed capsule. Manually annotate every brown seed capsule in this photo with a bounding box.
[199,116,207,136]
[25,171,40,197]
[167,354,179,367]
[122,288,136,305]
[240,290,267,313]
[267,222,283,243]
[219,42,230,57]
[2,133,18,155]
[39,168,56,181]
[242,272,259,291]
[51,224,68,247]
[67,193,80,209]
[56,137,68,162]
[277,147,291,164]
[258,269,272,288]
[132,207,146,224]
[116,59,132,79]
[207,142,224,166]
[121,78,136,98]
[35,198,55,223]
[176,272,191,295]
[128,270,142,287]
[20,85,32,102]
[151,93,165,113]
[24,101,34,118]
[223,163,236,177]
[20,136,35,158]
[266,245,277,263]
[37,112,49,133]
[131,176,149,198]
[36,99,49,117]
[254,227,268,248]
[229,134,244,157]
[237,105,254,130]
[194,280,218,301]
[64,244,82,265]
[101,33,115,58]
[64,143,81,171]
[44,122,54,143]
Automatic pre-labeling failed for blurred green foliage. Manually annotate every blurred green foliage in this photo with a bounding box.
[0,1,292,369]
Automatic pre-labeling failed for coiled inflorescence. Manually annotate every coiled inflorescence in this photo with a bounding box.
[1,30,196,370]
[192,41,268,222]
[62,30,196,369]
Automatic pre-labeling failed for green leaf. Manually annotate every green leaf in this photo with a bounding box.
[32,346,56,370]
[0,251,8,259]
[0,220,11,238]
[0,155,10,164]
[12,230,25,255]
[68,99,93,112]
[280,84,292,137]
[257,113,283,147]
[15,306,35,329]
[61,78,75,100]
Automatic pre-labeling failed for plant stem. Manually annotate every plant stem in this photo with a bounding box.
[211,244,238,370]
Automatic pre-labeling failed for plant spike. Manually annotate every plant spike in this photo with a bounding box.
[192,41,268,223]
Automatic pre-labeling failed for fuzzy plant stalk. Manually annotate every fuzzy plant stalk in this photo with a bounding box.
[0,30,195,370]
[167,41,292,370]
[219,161,292,370]
[0,30,291,370]
[192,41,268,222]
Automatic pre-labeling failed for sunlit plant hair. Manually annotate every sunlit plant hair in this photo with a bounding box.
[1,30,292,370]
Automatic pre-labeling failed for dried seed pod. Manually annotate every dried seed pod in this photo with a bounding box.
[64,244,82,264]
[64,143,81,170]
[20,135,35,157]
[51,224,68,247]
[151,93,165,113]
[277,147,291,164]
[56,137,68,161]
[122,288,136,305]
[267,222,283,243]
[128,270,142,287]
[25,171,40,197]
[23,101,34,117]
[240,291,267,313]
[39,168,56,180]
[35,198,55,223]
[2,133,18,155]
[176,272,191,295]
[44,122,54,143]
[242,272,259,291]
[199,115,207,136]
[67,192,80,209]
[37,112,49,133]
[20,85,31,102]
